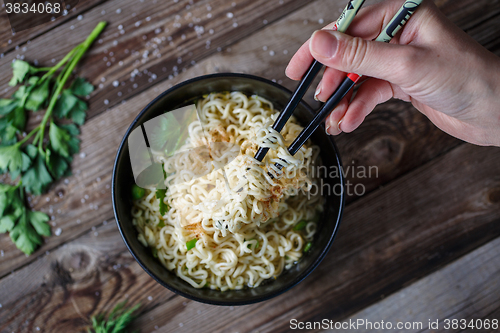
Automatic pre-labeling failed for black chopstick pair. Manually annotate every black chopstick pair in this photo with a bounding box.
[254,0,422,170]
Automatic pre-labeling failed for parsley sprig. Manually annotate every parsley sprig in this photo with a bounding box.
[89,300,141,333]
[0,21,106,255]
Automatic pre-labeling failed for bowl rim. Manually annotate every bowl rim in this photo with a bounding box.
[112,72,345,305]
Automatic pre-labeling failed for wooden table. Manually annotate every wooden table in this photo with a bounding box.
[1,0,499,332]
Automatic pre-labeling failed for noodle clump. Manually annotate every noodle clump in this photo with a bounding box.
[132,92,323,290]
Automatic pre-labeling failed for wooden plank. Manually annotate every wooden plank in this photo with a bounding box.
[0,0,315,120]
[1,0,499,279]
[326,236,500,333]
[0,143,499,332]
[0,0,108,55]
[2,0,499,125]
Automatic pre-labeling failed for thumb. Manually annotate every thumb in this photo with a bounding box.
[309,30,419,86]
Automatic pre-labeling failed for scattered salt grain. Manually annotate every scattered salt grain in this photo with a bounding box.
[269,50,275,56]
[318,18,324,24]
[101,10,106,15]
[77,15,83,20]
[135,21,142,27]
[104,99,109,105]
[116,8,121,14]
[179,323,184,327]
[226,12,233,18]
[80,152,86,158]
[113,80,119,87]
[233,22,238,28]
[283,49,288,54]
[147,296,153,301]
[55,228,62,236]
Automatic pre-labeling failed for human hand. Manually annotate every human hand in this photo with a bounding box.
[285,0,500,146]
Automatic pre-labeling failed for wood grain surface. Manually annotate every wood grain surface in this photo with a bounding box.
[1,143,499,332]
[1,0,500,331]
[335,236,500,333]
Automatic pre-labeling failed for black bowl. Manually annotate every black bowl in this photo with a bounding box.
[112,73,345,305]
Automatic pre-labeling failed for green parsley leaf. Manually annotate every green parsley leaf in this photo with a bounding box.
[9,209,41,255]
[49,122,72,158]
[9,60,32,86]
[53,89,79,118]
[22,152,53,195]
[68,99,88,125]
[60,124,81,155]
[0,121,19,146]
[70,77,94,97]
[25,79,50,112]
[88,300,140,333]
[45,149,70,180]
[158,220,165,228]
[0,214,16,233]
[0,99,18,116]
[29,210,51,237]
[0,145,30,174]
[7,106,27,132]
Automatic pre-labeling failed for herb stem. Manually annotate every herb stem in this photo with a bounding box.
[37,21,107,153]
[17,126,40,146]
[40,47,78,83]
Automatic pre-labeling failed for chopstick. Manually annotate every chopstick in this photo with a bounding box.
[285,0,423,158]
[253,0,366,162]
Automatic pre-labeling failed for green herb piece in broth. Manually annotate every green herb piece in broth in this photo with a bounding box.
[293,220,307,231]
[131,184,145,200]
[155,189,169,215]
[186,238,197,251]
